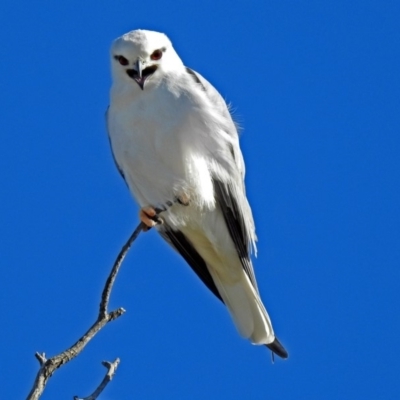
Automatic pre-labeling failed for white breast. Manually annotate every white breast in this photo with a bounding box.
[107,81,216,212]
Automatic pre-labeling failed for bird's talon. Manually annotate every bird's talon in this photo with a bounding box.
[140,206,160,228]
[155,216,164,225]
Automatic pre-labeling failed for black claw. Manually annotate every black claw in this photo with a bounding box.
[149,199,181,226]
[154,206,166,214]
[265,337,288,359]
[149,213,163,225]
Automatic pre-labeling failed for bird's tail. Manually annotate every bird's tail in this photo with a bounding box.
[209,268,288,359]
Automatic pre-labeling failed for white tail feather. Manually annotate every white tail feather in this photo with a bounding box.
[209,268,275,345]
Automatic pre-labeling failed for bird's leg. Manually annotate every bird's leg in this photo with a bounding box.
[140,196,188,231]
[139,206,163,231]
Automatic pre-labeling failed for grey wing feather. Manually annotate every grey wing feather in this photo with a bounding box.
[186,67,233,126]
[213,179,259,292]
[186,68,259,291]
[185,67,246,180]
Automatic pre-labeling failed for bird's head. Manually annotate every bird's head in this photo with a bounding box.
[110,29,183,90]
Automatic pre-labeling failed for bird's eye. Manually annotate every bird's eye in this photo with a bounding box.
[150,49,163,61]
[115,55,129,66]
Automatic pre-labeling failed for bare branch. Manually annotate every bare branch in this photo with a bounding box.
[100,222,145,317]
[74,358,120,400]
[34,353,47,366]
[26,222,145,400]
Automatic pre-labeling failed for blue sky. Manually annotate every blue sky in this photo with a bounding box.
[1,1,399,399]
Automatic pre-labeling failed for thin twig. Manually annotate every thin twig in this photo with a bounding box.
[26,222,145,400]
[100,222,145,317]
[34,353,47,366]
[74,358,120,400]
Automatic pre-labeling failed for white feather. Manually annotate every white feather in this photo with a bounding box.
[107,29,284,351]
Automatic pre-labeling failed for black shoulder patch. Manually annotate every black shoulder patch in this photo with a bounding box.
[186,67,206,91]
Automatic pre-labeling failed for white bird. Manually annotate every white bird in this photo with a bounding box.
[107,29,288,359]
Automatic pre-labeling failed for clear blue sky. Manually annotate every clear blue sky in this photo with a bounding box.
[1,1,399,399]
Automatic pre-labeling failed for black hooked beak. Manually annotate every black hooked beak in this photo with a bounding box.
[126,59,158,90]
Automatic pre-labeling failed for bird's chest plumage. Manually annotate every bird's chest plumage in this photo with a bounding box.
[108,84,207,208]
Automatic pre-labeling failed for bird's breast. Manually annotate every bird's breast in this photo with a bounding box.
[108,86,214,209]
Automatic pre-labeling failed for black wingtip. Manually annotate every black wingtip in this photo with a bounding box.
[265,337,289,359]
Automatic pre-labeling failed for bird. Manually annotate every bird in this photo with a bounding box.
[107,29,288,359]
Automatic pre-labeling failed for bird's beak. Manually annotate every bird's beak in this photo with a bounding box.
[126,59,158,90]
[134,59,143,79]
[132,59,145,90]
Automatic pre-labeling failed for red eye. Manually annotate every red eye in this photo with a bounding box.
[115,55,129,66]
[150,49,163,61]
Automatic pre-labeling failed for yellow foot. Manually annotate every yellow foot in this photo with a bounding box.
[140,206,162,230]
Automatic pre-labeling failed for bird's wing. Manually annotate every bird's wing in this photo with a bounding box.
[212,179,258,291]
[185,67,246,181]
[158,225,223,302]
[105,107,126,181]
[184,68,259,290]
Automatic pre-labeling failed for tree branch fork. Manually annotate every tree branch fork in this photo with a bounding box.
[26,222,146,400]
